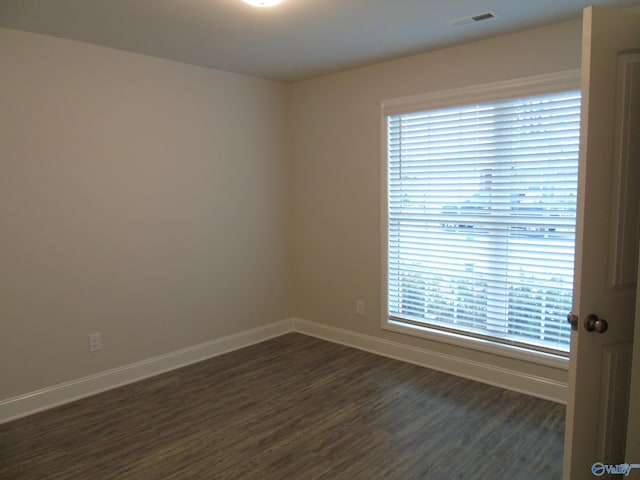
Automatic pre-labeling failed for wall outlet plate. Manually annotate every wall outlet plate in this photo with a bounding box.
[89,333,102,352]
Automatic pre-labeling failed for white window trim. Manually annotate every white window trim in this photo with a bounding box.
[380,70,580,371]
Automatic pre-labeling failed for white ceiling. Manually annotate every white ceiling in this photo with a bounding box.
[1,0,639,82]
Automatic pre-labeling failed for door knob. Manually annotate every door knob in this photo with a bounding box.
[584,314,608,333]
[567,313,579,331]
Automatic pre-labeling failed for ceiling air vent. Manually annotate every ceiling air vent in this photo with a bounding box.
[447,10,497,27]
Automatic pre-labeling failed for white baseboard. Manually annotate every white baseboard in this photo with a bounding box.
[292,318,567,404]
[0,319,294,424]
[1,316,567,423]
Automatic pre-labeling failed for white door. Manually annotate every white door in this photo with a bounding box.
[627,253,640,480]
[624,51,640,480]
[563,6,640,480]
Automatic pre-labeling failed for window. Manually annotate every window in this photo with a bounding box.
[382,73,581,358]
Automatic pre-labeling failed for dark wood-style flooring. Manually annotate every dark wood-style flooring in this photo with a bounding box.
[0,333,565,479]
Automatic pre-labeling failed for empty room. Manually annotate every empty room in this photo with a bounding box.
[2,1,640,479]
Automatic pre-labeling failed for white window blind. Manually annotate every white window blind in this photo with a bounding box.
[386,90,581,355]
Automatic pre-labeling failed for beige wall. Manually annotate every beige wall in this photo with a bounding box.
[0,28,292,400]
[1,18,585,403]
[290,19,583,383]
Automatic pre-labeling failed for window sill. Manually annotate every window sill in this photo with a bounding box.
[383,318,570,371]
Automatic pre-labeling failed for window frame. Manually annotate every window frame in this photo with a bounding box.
[380,70,581,370]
